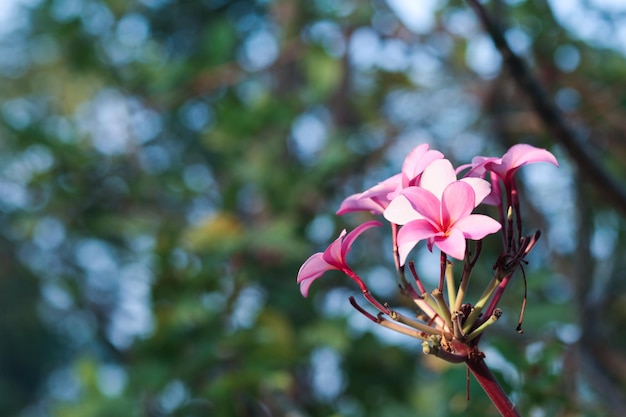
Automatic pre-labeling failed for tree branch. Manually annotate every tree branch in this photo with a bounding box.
[466,355,521,417]
[466,0,626,216]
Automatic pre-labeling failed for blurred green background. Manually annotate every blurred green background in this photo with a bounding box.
[1,0,626,416]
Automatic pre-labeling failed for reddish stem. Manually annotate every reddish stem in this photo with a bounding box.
[438,251,447,293]
[480,272,512,324]
[466,356,521,417]
[408,261,427,295]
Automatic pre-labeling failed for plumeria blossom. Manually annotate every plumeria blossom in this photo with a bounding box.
[457,143,559,224]
[385,159,501,262]
[460,144,557,179]
[491,144,559,184]
[297,220,382,297]
[336,174,402,215]
[297,142,559,417]
[337,144,443,215]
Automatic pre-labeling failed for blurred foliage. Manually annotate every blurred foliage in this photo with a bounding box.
[1,0,626,416]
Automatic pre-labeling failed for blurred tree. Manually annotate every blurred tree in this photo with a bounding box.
[0,0,625,416]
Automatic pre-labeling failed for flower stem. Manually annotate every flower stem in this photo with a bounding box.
[445,260,456,311]
[466,356,521,417]
[465,309,502,342]
[454,254,473,313]
[431,289,453,333]
[388,309,444,336]
[462,273,501,333]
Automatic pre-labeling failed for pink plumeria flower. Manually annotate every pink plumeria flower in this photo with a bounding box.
[337,144,443,215]
[337,174,401,215]
[492,144,559,185]
[462,144,559,181]
[399,143,445,189]
[459,144,559,204]
[297,220,382,297]
[385,159,492,224]
[385,159,501,263]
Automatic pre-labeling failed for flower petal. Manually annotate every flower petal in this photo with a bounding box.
[454,214,502,240]
[322,230,347,268]
[419,159,457,199]
[384,194,423,225]
[460,156,500,178]
[441,181,475,227]
[481,171,502,206]
[360,173,402,201]
[459,177,492,207]
[434,228,467,260]
[337,174,402,215]
[336,193,385,215]
[494,144,560,182]
[500,144,559,173]
[297,252,334,297]
[401,144,444,185]
[396,219,439,265]
[340,220,382,261]
[401,186,441,226]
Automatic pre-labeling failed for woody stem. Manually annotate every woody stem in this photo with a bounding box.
[466,356,521,417]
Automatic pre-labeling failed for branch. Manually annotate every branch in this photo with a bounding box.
[466,0,626,216]
[466,355,522,417]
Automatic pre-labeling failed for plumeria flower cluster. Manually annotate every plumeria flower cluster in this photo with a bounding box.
[297,143,558,365]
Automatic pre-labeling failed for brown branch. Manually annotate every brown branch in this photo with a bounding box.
[466,0,626,216]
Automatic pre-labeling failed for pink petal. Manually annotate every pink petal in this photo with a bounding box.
[383,194,424,225]
[434,228,467,260]
[297,253,334,297]
[298,277,315,297]
[360,174,402,200]
[396,219,440,265]
[337,175,402,215]
[461,156,500,178]
[397,241,418,266]
[459,177,491,207]
[419,159,457,199]
[401,187,441,226]
[498,144,559,176]
[336,193,386,215]
[481,171,502,206]
[340,220,382,261]
[402,144,444,185]
[322,230,347,268]
[454,214,502,240]
[441,182,475,227]
[455,162,473,176]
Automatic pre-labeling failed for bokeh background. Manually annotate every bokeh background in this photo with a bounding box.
[1,0,626,416]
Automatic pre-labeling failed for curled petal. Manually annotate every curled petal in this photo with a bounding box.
[402,144,444,185]
[337,175,402,215]
[360,173,402,202]
[298,221,380,297]
[340,220,382,261]
[460,156,500,178]
[500,144,559,174]
[322,230,347,268]
[337,193,386,215]
[297,253,334,297]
